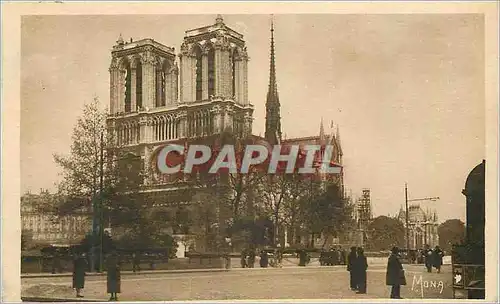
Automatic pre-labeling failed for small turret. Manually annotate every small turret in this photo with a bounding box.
[116,33,124,45]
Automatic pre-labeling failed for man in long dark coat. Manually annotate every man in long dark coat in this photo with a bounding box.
[432,246,444,273]
[72,253,87,298]
[259,250,269,268]
[106,252,121,301]
[347,247,358,291]
[355,247,368,294]
[424,244,433,272]
[386,247,405,299]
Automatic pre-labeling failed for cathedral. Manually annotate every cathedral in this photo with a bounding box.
[398,204,439,249]
[106,15,344,250]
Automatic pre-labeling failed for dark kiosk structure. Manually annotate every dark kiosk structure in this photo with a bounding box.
[452,160,485,299]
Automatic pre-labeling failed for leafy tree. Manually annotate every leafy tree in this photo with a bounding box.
[53,97,109,214]
[438,219,465,252]
[366,215,405,251]
[305,182,350,248]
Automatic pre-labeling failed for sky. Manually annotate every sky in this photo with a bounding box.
[21,14,485,222]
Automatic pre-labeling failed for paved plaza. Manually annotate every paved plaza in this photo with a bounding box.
[22,264,453,301]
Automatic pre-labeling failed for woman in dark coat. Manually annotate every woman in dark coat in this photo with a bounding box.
[355,247,368,294]
[432,246,444,273]
[259,250,269,268]
[72,253,87,298]
[106,252,121,301]
[386,247,405,299]
[347,247,358,291]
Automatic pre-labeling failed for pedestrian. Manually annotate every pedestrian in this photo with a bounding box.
[424,244,433,273]
[347,246,358,291]
[106,252,121,301]
[259,250,269,268]
[240,248,247,268]
[247,248,255,268]
[432,246,444,273]
[386,247,406,299]
[355,247,368,294]
[72,252,87,298]
[132,252,141,273]
[298,249,308,266]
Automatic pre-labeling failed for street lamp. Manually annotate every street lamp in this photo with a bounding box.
[404,183,439,251]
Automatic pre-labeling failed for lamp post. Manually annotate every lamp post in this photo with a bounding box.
[98,131,104,272]
[404,183,439,251]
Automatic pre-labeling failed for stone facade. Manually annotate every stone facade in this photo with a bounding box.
[398,204,439,249]
[107,16,254,187]
[21,191,90,246]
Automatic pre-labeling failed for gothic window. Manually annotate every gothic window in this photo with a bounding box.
[194,46,203,101]
[231,49,237,98]
[155,63,166,107]
[207,48,215,97]
[123,60,132,113]
[136,61,143,109]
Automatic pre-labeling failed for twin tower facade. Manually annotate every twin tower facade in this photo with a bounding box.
[107,16,253,147]
[107,16,254,184]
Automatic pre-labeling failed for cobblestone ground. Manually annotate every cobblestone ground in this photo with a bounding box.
[22,265,453,301]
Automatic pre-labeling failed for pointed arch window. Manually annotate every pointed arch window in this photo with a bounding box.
[194,46,203,101]
[155,62,166,107]
[231,49,237,98]
[207,48,215,97]
[123,60,132,112]
[136,61,143,109]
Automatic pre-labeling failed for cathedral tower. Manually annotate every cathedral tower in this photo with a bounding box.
[264,20,282,145]
[107,15,254,186]
[178,15,253,136]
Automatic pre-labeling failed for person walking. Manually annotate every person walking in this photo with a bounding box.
[355,247,368,294]
[72,252,87,298]
[106,252,121,301]
[347,247,358,291]
[386,247,406,299]
[132,252,140,273]
[240,249,247,268]
[259,250,269,268]
[424,244,433,273]
[432,246,444,273]
[247,248,255,268]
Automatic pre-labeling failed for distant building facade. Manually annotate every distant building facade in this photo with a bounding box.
[398,204,439,249]
[21,190,90,246]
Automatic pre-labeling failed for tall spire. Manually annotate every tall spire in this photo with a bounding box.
[268,17,278,98]
[264,15,282,145]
